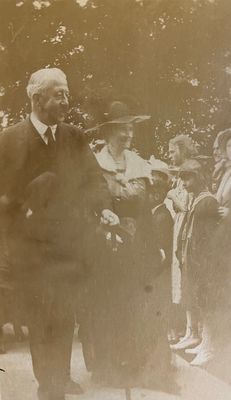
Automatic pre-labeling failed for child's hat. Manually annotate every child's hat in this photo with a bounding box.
[148,156,169,179]
[179,159,203,178]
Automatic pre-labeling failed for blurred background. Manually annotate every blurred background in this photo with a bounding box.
[1,0,231,158]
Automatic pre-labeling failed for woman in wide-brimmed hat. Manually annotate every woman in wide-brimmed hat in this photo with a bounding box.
[82,101,173,388]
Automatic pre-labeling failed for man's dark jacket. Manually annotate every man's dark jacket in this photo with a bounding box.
[0,118,111,280]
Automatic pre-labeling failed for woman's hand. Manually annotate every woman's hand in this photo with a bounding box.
[167,189,176,201]
[115,173,129,186]
[218,206,230,218]
[167,189,187,212]
[101,209,120,226]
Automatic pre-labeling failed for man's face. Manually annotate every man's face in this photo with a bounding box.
[181,173,197,193]
[38,80,69,125]
[169,144,182,166]
[213,138,222,163]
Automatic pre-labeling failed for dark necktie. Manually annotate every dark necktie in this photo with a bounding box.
[45,127,56,149]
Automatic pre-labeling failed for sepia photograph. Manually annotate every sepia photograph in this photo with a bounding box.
[0,0,231,399]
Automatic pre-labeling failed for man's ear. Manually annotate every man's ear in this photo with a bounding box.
[32,93,41,107]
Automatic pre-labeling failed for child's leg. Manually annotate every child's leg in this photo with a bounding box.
[185,308,200,338]
[170,308,201,350]
[190,312,214,366]
[168,303,185,342]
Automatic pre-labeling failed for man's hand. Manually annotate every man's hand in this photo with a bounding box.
[218,206,230,219]
[167,189,176,201]
[101,209,120,226]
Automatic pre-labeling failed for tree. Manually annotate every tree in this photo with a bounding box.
[0,0,231,158]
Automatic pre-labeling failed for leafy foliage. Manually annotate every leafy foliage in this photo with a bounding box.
[1,0,231,157]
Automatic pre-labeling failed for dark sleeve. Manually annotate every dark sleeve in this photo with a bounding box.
[0,129,14,197]
[72,130,112,215]
[194,197,219,234]
[191,197,219,268]
[0,127,27,204]
[153,209,173,267]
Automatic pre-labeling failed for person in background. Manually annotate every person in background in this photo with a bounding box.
[213,133,223,164]
[212,130,228,194]
[142,159,176,392]
[206,128,231,367]
[178,159,219,366]
[167,135,198,348]
[0,68,118,400]
[148,159,173,272]
[0,228,14,354]
[216,128,231,218]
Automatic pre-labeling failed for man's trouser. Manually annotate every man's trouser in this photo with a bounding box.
[24,277,76,398]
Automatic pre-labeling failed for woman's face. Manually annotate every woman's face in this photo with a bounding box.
[110,123,134,150]
[226,138,231,160]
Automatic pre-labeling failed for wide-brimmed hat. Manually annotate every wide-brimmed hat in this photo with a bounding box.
[85,101,150,133]
[179,159,204,178]
[148,156,170,180]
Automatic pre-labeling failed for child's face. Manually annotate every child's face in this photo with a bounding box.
[181,173,198,193]
[148,192,159,206]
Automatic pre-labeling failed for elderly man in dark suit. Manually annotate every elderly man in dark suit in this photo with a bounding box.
[0,68,119,400]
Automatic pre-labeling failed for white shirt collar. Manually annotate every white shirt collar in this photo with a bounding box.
[30,112,57,144]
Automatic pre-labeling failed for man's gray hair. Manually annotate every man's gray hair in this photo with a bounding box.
[26,68,68,99]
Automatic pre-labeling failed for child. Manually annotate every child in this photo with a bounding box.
[142,160,177,392]
[148,160,173,271]
[177,159,219,366]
